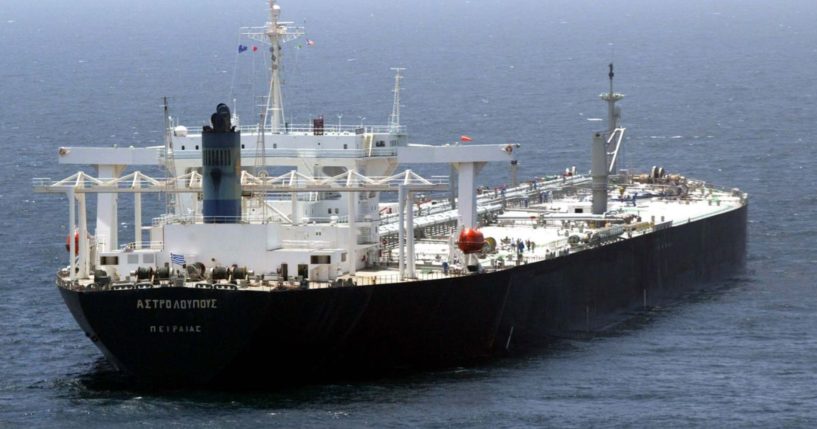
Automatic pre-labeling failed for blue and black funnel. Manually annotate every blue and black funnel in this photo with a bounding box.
[202,104,241,223]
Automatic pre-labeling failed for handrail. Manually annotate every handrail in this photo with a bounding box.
[171,147,400,159]
[152,214,289,226]
[175,123,406,136]
[119,241,164,250]
[152,213,358,227]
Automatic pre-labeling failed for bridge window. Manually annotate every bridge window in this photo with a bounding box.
[311,255,331,264]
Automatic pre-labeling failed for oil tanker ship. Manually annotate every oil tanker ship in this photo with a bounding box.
[34,0,747,385]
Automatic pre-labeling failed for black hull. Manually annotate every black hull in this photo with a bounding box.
[59,205,747,385]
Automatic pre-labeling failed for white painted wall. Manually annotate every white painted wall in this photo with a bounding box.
[158,223,358,280]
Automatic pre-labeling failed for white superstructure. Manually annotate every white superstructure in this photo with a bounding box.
[41,0,517,286]
[34,1,747,292]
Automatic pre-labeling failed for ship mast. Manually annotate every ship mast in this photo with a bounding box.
[242,0,304,133]
[162,97,179,213]
[388,67,405,132]
[601,63,624,132]
[599,63,626,174]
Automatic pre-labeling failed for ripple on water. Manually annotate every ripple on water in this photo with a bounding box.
[4,1,817,426]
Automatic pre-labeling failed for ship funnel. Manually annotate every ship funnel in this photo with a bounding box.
[202,104,242,223]
[591,131,608,215]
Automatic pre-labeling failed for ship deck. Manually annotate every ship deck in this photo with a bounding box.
[58,176,746,293]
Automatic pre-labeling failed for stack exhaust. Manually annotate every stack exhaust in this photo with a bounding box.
[202,103,241,223]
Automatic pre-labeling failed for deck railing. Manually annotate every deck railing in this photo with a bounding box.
[171,147,400,159]
[119,241,164,250]
[152,213,356,227]
[233,123,406,135]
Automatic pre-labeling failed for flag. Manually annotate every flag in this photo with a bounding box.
[170,253,186,266]
[307,39,315,46]
[252,45,258,52]
[238,44,248,53]
[460,135,473,142]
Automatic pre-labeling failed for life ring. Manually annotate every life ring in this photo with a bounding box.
[503,144,513,154]
[65,230,79,255]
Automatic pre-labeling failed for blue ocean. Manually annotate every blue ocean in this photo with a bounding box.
[2,0,816,426]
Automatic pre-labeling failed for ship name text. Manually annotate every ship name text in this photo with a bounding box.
[136,299,218,310]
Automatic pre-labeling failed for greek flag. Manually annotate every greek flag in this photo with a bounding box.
[170,253,186,266]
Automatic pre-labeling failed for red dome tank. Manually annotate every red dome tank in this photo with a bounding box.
[458,228,485,254]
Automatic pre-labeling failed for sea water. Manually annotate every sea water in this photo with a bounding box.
[1,0,816,426]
